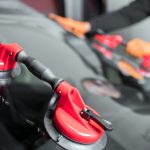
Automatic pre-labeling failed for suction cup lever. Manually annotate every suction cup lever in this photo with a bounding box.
[80,108,113,131]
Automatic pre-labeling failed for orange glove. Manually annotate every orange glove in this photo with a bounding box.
[117,60,143,80]
[126,38,150,58]
[48,13,91,38]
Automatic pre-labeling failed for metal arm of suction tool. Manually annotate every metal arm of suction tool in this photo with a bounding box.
[16,50,63,112]
[16,51,63,90]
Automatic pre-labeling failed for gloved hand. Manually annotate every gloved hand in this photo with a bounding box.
[126,38,150,58]
[48,13,91,38]
[117,60,143,80]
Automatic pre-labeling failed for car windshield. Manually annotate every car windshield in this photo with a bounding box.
[0,1,150,150]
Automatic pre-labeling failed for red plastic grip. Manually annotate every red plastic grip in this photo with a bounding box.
[0,43,23,71]
[141,55,150,70]
[94,34,123,49]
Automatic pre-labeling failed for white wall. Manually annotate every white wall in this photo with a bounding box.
[64,0,83,20]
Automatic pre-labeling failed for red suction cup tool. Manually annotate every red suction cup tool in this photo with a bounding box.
[94,34,123,49]
[13,44,112,149]
[92,34,123,59]
[45,81,112,150]
[52,81,112,145]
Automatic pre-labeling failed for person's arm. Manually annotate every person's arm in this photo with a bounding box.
[90,0,150,32]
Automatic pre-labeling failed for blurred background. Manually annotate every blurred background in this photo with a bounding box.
[21,0,150,40]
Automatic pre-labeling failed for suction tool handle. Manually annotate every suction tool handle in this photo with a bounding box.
[80,108,113,131]
[17,51,63,89]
